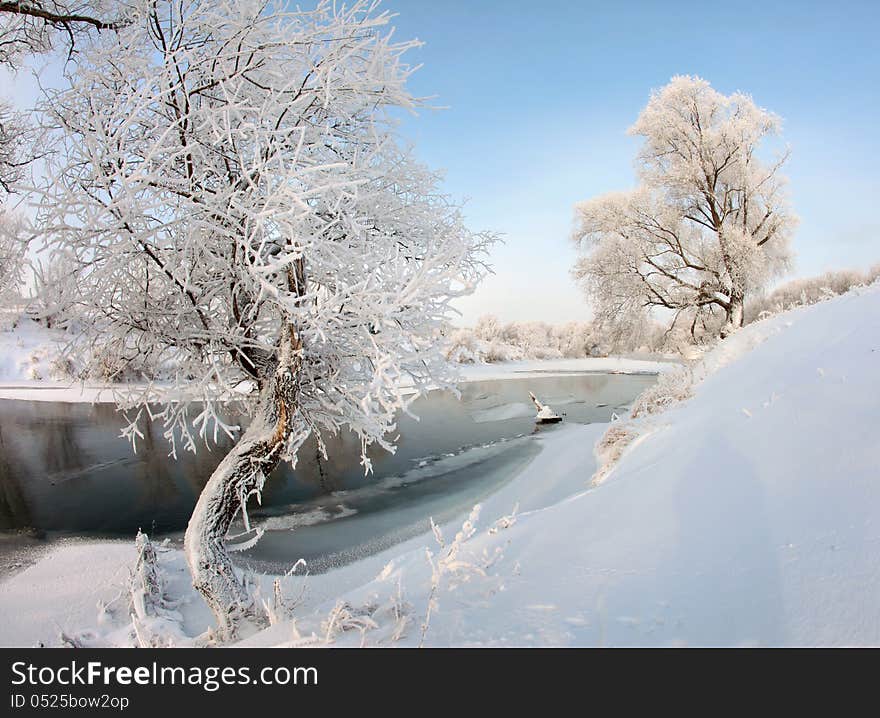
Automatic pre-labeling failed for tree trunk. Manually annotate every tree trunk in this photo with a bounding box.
[184,333,302,637]
[720,288,745,339]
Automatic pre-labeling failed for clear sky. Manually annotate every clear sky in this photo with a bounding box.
[3,1,878,326]
[383,0,880,325]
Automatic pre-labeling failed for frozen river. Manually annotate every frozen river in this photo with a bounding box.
[0,372,657,573]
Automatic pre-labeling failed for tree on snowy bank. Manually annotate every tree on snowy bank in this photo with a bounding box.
[572,76,796,342]
[35,0,493,636]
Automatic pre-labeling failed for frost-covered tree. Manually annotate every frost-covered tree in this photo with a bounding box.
[36,0,493,635]
[0,208,26,308]
[573,76,796,340]
[0,1,125,65]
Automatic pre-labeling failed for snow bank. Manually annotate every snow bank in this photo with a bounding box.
[458,357,675,382]
[0,319,70,383]
[0,319,121,402]
[2,285,878,646]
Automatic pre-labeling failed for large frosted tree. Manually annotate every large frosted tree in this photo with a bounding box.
[36,0,492,635]
[572,76,796,340]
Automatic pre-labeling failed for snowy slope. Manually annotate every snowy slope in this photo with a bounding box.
[1,285,878,647]
[268,283,880,646]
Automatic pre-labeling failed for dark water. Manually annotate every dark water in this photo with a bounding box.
[0,373,656,572]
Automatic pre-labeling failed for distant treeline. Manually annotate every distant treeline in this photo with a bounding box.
[446,265,880,364]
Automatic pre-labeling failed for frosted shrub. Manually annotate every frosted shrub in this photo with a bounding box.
[446,317,621,363]
[481,339,523,363]
[745,268,874,323]
[445,328,481,364]
[630,367,694,418]
[420,505,485,647]
[322,601,380,646]
[48,355,75,380]
[86,339,163,383]
[444,329,523,364]
[592,423,637,485]
[129,531,165,621]
[254,559,308,628]
[128,531,187,647]
[593,367,694,485]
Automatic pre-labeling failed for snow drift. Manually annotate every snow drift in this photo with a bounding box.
[1,284,878,646]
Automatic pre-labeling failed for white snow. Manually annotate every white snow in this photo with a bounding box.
[1,285,878,646]
[0,319,123,402]
[0,319,68,382]
[457,357,675,382]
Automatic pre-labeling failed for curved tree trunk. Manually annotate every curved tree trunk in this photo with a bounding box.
[184,332,302,637]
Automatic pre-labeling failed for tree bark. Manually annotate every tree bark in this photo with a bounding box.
[183,331,302,637]
[720,287,745,338]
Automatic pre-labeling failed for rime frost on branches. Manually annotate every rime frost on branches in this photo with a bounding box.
[419,505,485,647]
[572,76,796,342]
[0,1,126,66]
[38,0,492,459]
[35,0,493,634]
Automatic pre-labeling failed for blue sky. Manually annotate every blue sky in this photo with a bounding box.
[383,0,880,324]
[3,1,878,325]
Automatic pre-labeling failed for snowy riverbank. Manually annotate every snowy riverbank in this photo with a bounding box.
[1,284,878,646]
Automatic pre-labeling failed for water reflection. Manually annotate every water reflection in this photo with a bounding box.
[0,373,656,540]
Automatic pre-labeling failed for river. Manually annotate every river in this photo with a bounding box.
[0,372,657,574]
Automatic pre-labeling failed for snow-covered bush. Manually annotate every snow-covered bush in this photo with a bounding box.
[0,210,27,311]
[444,326,522,364]
[630,366,694,418]
[446,313,674,363]
[745,267,876,323]
[594,367,695,484]
[28,250,81,329]
[592,423,637,485]
[420,505,485,647]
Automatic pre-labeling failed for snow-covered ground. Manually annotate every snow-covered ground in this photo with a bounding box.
[1,285,878,646]
[0,319,73,384]
[0,319,127,402]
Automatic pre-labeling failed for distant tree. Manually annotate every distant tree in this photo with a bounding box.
[37,0,493,635]
[0,208,26,307]
[473,314,502,342]
[572,76,796,340]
